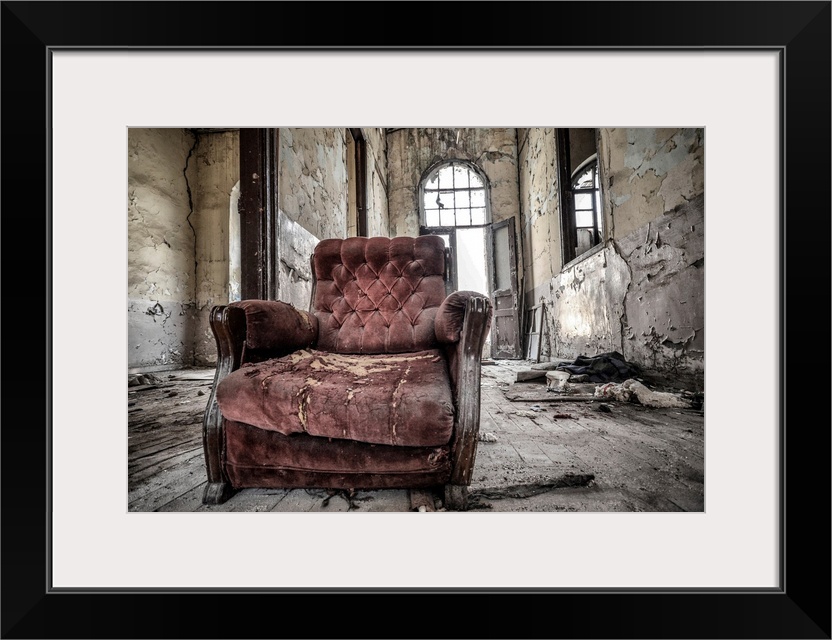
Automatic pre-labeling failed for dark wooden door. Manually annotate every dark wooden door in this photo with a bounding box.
[490,217,521,359]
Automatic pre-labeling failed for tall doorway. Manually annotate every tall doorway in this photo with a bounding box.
[418,160,521,358]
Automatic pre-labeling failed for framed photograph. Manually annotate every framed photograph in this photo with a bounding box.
[4,1,829,638]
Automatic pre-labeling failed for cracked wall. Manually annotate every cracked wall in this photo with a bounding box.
[129,127,389,370]
[386,128,521,236]
[128,128,198,370]
[520,128,704,379]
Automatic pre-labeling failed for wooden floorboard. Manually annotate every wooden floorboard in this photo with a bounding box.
[128,421,201,449]
[199,488,297,513]
[128,446,205,484]
[129,454,208,512]
[154,482,209,512]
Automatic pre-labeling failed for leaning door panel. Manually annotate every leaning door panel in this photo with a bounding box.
[490,218,521,359]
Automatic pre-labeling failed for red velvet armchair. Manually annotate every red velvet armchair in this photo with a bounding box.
[202,235,492,510]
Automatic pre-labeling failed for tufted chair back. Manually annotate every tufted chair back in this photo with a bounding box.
[312,236,448,354]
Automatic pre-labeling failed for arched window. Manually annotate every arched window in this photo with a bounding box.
[420,161,490,228]
[419,161,491,295]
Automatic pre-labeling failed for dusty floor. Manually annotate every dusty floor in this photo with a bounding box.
[128,360,704,513]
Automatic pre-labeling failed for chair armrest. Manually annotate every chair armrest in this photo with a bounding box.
[435,290,489,344]
[229,300,318,353]
[442,294,492,486]
[201,301,317,504]
[202,304,247,503]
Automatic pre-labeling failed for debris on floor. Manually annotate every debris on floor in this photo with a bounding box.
[545,370,571,391]
[515,369,549,382]
[555,351,641,382]
[478,432,498,442]
[506,386,598,402]
[515,410,540,418]
[128,373,164,387]
[514,358,585,382]
[594,379,695,408]
[409,489,437,512]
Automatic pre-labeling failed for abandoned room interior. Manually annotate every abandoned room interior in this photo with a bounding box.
[128,127,704,513]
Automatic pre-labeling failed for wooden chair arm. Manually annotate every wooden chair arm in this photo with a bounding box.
[201,305,246,504]
[448,295,492,486]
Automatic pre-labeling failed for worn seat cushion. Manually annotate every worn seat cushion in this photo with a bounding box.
[216,348,455,447]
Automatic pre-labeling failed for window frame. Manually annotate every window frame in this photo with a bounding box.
[556,128,605,267]
[570,154,602,253]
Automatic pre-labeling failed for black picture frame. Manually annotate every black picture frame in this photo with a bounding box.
[2,2,829,638]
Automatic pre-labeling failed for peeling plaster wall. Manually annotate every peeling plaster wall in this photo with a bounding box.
[544,195,704,377]
[279,128,348,239]
[386,128,521,237]
[128,128,198,370]
[520,128,704,379]
[601,128,704,239]
[277,210,319,311]
[192,131,240,365]
[363,127,390,236]
[518,128,561,298]
[546,247,625,359]
[617,195,704,373]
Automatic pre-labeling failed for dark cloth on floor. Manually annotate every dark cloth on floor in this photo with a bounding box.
[555,351,641,383]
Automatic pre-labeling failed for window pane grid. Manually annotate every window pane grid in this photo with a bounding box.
[422,162,487,229]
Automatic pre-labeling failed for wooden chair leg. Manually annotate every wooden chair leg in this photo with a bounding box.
[444,484,469,511]
[203,482,234,505]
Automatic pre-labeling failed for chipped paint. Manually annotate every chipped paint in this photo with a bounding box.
[520,128,704,378]
[539,196,703,376]
[518,128,560,289]
[602,128,704,238]
[279,128,348,239]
